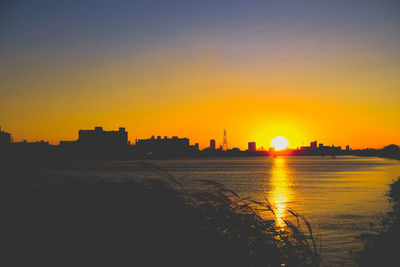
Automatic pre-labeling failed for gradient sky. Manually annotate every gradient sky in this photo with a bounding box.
[1,0,399,149]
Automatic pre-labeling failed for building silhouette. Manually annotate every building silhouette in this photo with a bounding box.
[300,141,318,151]
[78,127,128,149]
[134,135,198,157]
[0,126,12,158]
[10,140,56,159]
[209,139,216,150]
[223,129,228,151]
[59,127,129,158]
[295,141,344,155]
[248,142,257,152]
[2,125,399,160]
[0,126,11,146]
[310,140,317,149]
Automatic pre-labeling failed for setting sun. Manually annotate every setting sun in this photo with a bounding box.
[270,136,289,151]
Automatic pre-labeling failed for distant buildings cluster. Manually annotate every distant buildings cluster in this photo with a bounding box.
[0,126,399,160]
[135,135,199,156]
[296,140,346,155]
[0,126,199,159]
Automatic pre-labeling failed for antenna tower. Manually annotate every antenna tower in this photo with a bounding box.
[223,129,228,151]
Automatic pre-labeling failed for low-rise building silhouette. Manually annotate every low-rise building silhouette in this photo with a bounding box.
[0,127,11,146]
[294,141,344,155]
[134,135,198,157]
[59,127,129,158]
[78,127,128,150]
[12,140,56,159]
[0,127,12,158]
[300,141,318,151]
[2,126,399,160]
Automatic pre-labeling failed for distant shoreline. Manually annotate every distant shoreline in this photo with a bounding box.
[1,154,399,172]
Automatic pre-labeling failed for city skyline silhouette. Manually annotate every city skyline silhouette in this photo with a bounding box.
[1,125,399,161]
[1,2,399,266]
[1,1,399,149]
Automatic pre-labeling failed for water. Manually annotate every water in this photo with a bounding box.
[141,156,400,266]
[4,156,400,266]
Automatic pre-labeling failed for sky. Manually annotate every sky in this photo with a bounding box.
[1,0,399,149]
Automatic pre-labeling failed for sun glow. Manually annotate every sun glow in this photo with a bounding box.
[270,136,289,151]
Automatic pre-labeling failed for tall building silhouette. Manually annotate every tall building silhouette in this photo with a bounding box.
[248,142,256,152]
[223,129,228,151]
[310,140,317,149]
[210,139,216,150]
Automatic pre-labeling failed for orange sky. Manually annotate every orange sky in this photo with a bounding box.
[1,1,399,150]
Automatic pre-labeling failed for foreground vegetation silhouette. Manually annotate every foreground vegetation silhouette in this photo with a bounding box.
[358,177,400,266]
[2,163,320,266]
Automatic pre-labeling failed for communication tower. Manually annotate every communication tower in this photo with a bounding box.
[223,129,228,151]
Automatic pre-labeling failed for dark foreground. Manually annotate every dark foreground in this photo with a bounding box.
[2,163,319,267]
[358,177,400,266]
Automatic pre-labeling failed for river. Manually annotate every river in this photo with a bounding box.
[4,156,400,266]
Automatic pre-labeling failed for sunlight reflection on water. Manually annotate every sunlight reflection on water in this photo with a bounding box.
[268,157,292,228]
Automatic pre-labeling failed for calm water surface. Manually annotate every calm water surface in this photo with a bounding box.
[6,156,400,266]
[143,156,400,266]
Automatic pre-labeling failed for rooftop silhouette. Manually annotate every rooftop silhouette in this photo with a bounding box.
[0,126,399,161]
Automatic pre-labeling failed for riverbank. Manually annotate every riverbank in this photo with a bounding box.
[2,156,398,265]
[1,143,399,162]
[358,177,400,266]
[1,165,320,266]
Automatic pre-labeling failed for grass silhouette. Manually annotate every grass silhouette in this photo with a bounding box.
[358,177,400,266]
[2,162,320,266]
